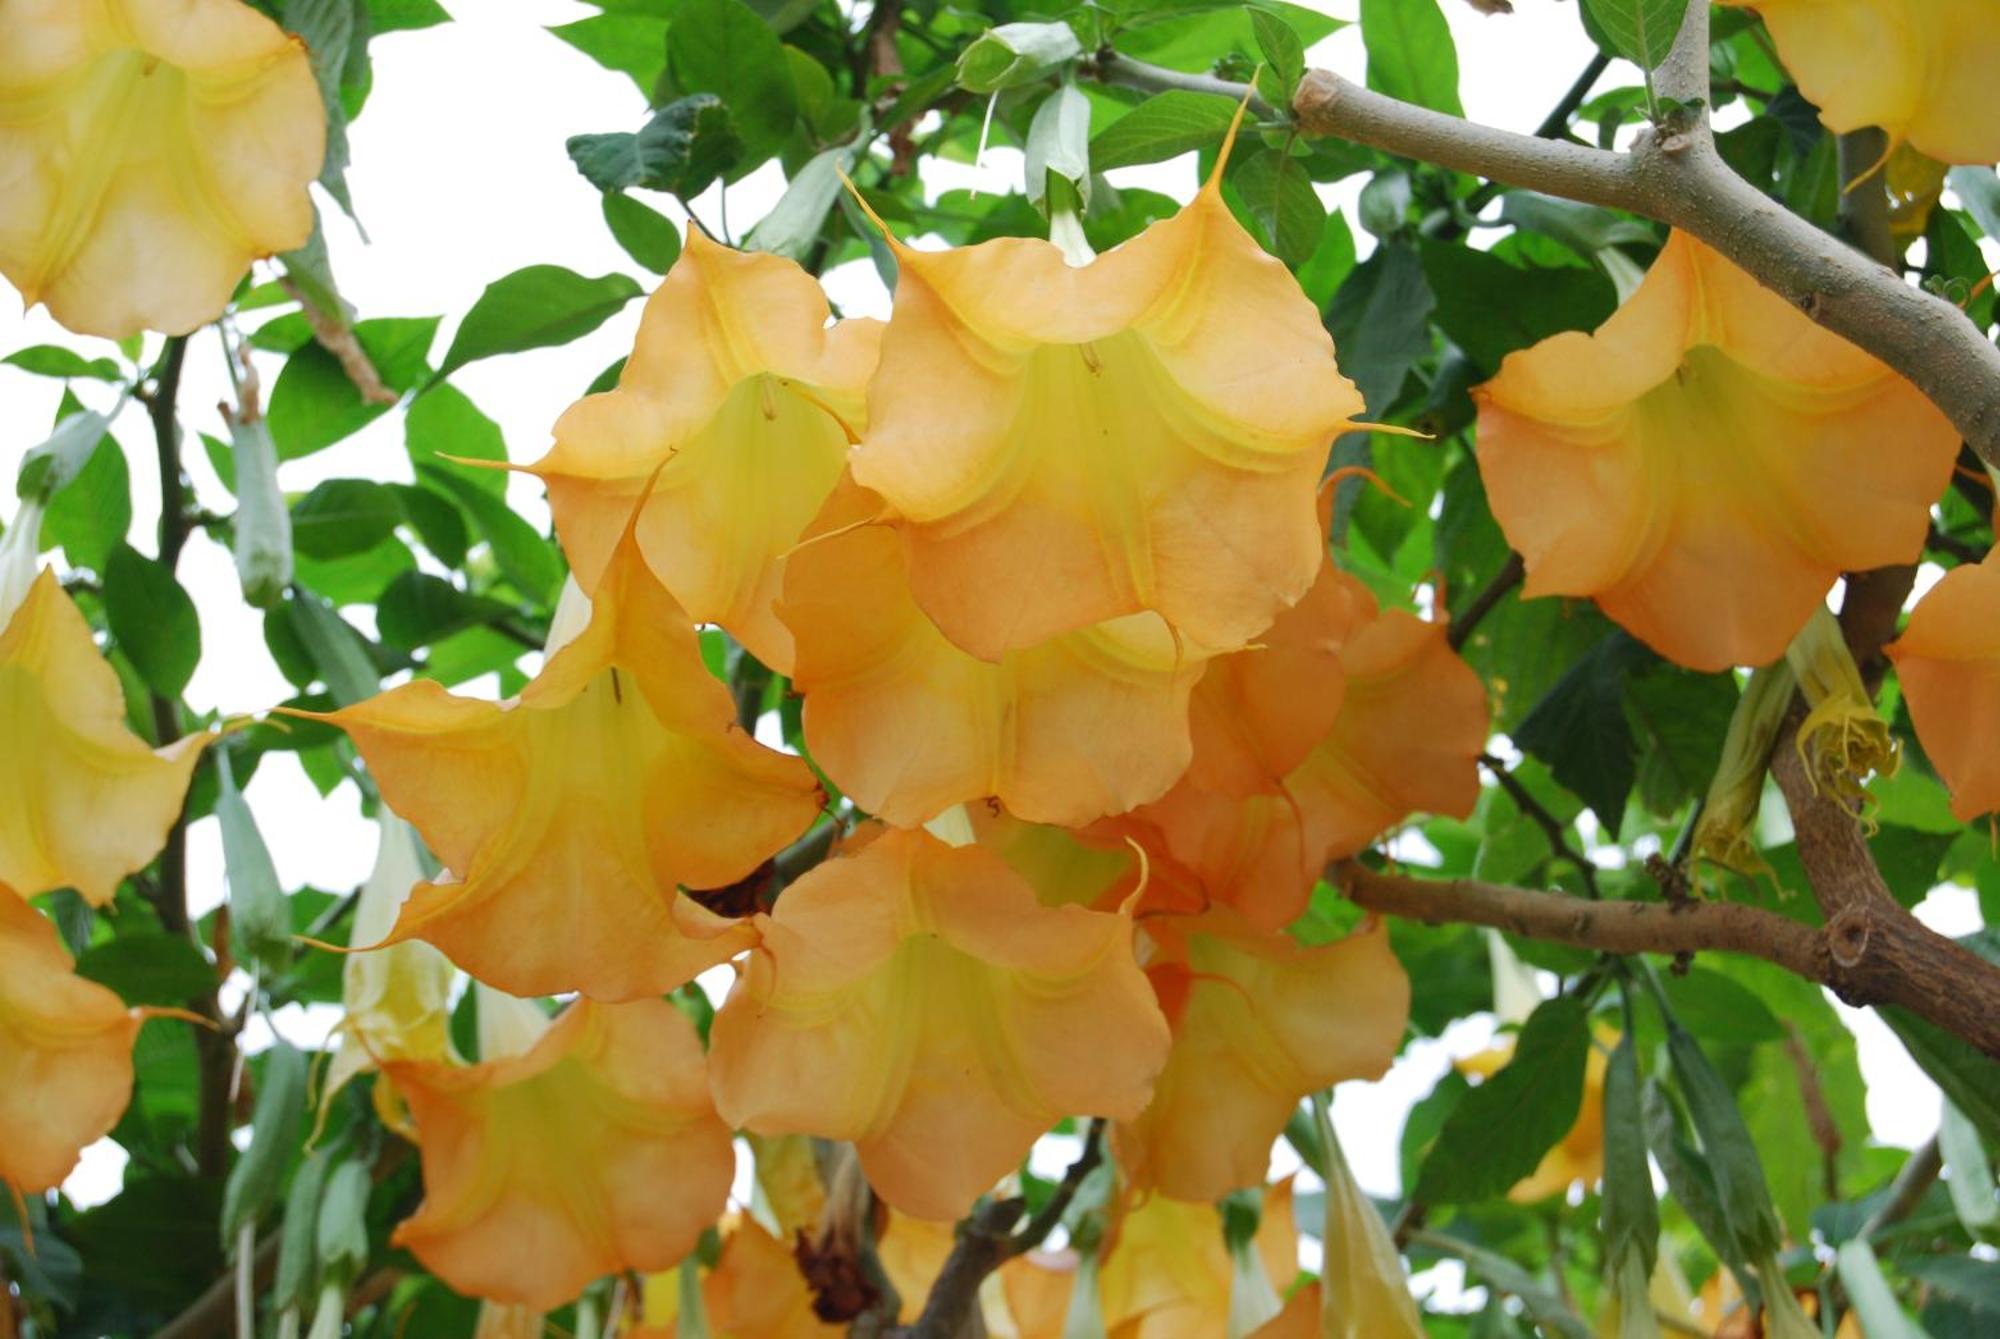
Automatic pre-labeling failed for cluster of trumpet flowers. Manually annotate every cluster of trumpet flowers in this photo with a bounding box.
[3,0,1999,1333]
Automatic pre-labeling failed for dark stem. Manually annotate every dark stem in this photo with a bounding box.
[1480,753,1602,899]
[1857,1138,1942,1241]
[1447,552,1524,651]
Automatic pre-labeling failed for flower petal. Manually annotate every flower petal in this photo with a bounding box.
[851,185,1363,659]
[0,570,208,905]
[708,827,1170,1220]
[1885,553,2000,820]
[0,889,140,1194]
[386,997,734,1312]
[780,481,1209,827]
[311,537,817,1000]
[1475,231,1957,670]
[0,0,323,337]
[536,231,880,669]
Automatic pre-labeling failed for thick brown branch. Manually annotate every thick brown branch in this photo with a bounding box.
[1092,28,2000,468]
[1338,864,2000,1058]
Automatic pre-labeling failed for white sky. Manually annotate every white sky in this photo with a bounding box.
[0,0,1975,1219]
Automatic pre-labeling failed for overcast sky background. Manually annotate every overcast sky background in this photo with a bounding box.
[0,0,1982,1237]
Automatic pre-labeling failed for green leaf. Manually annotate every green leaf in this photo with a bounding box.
[549,13,669,93]
[1657,968,1784,1043]
[366,0,450,32]
[1514,630,1653,834]
[1325,240,1436,415]
[1229,148,1326,266]
[18,402,114,503]
[273,1151,331,1310]
[290,478,403,560]
[1360,0,1463,116]
[1420,240,1617,375]
[215,748,292,977]
[421,465,564,606]
[1663,1015,1785,1261]
[1250,5,1306,102]
[1413,1231,1594,1339]
[1581,0,1692,74]
[568,95,742,197]
[40,398,130,572]
[3,345,122,380]
[1089,89,1239,171]
[1938,1099,2000,1233]
[1626,659,1740,818]
[747,144,852,260]
[390,482,470,567]
[1903,1257,2000,1321]
[602,191,684,273]
[267,315,439,460]
[103,543,200,698]
[283,0,360,217]
[287,586,382,707]
[1414,996,1592,1204]
[1643,1077,1752,1285]
[376,570,514,650]
[69,1176,225,1309]
[75,934,215,1007]
[405,383,508,496]
[317,1160,373,1276]
[436,265,643,381]
[666,0,798,168]
[1947,166,2000,242]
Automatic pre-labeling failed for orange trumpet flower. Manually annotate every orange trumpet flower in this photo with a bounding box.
[0,891,144,1196]
[1885,552,2000,821]
[1474,230,1956,671]
[847,110,1364,661]
[0,569,207,905]
[300,532,819,1001]
[535,229,881,670]
[779,480,1210,827]
[0,0,324,337]
[385,996,734,1312]
[708,826,1170,1221]
[1117,913,1409,1203]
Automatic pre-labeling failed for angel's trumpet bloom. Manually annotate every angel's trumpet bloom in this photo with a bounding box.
[847,111,1364,661]
[535,230,881,670]
[0,568,208,905]
[1887,552,2000,820]
[779,481,1210,827]
[1717,0,2000,165]
[0,0,323,338]
[301,530,818,1001]
[321,813,455,1132]
[1474,230,1956,672]
[707,826,1170,1221]
[1001,1180,1299,1338]
[635,1215,841,1338]
[384,996,734,1312]
[1116,913,1407,1203]
[1311,1094,1423,1338]
[0,891,144,1195]
[1105,569,1485,929]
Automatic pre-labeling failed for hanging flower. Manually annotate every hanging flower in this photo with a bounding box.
[1459,1031,1612,1203]
[1885,551,2000,820]
[1716,0,2000,165]
[707,826,1170,1221]
[385,996,734,1312]
[846,109,1365,662]
[0,0,324,338]
[535,229,881,670]
[1312,1094,1423,1339]
[778,480,1211,827]
[298,528,819,1001]
[633,1215,842,1338]
[0,569,208,905]
[1473,230,1957,671]
[1116,914,1409,1203]
[0,891,144,1196]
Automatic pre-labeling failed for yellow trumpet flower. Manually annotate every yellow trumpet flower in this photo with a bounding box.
[0,0,324,337]
[0,569,207,906]
[300,528,819,1001]
[1886,550,2000,821]
[535,228,881,671]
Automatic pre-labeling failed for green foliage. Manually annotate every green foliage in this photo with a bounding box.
[102,543,200,698]
[1415,997,1592,1204]
[1360,0,1463,116]
[435,266,644,381]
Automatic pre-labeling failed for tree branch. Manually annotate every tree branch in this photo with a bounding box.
[1337,863,2000,1058]
[1089,23,2000,469]
[1478,752,1600,899]
[1447,552,1523,652]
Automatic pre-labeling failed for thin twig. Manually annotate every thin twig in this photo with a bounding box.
[1480,753,1602,900]
[1856,1138,1942,1241]
[1447,553,1523,651]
